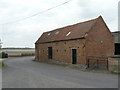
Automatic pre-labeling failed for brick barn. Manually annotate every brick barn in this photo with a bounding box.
[35,16,114,65]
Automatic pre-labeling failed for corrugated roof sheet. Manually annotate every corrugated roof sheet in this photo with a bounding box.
[36,17,98,44]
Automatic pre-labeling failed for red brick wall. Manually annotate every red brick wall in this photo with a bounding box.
[85,17,114,60]
[36,39,87,64]
[35,44,39,60]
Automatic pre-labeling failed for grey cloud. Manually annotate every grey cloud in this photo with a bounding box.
[0,0,118,47]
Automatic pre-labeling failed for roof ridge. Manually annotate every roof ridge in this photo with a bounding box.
[85,17,98,34]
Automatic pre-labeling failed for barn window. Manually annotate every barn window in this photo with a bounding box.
[66,32,71,36]
[55,31,59,34]
[48,33,51,36]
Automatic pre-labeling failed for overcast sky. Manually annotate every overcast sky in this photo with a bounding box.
[0,0,119,48]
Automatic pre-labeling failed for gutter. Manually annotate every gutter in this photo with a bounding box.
[36,37,85,44]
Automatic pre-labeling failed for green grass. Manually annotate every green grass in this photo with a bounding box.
[0,62,4,68]
[111,71,120,75]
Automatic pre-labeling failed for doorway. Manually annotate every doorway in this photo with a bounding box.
[115,43,120,55]
[72,49,77,64]
[48,47,52,59]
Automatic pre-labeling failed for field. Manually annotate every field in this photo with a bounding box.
[1,48,35,57]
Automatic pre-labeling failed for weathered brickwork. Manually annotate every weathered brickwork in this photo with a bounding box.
[36,39,87,64]
[35,16,114,65]
[108,55,120,72]
[85,16,115,61]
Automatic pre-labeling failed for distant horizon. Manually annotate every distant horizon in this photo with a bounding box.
[1,30,119,48]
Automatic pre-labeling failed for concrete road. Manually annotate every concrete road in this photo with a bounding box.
[2,56,118,88]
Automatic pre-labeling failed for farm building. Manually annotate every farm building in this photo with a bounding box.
[35,16,114,65]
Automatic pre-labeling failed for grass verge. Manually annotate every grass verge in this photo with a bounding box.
[111,71,120,75]
[0,62,4,68]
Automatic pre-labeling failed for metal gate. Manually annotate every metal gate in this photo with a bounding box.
[87,56,108,70]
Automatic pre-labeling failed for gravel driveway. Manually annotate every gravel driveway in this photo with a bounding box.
[2,56,118,88]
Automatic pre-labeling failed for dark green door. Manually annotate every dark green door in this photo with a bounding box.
[48,47,52,59]
[72,49,77,64]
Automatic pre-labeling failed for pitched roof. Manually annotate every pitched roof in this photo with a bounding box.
[36,16,100,44]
